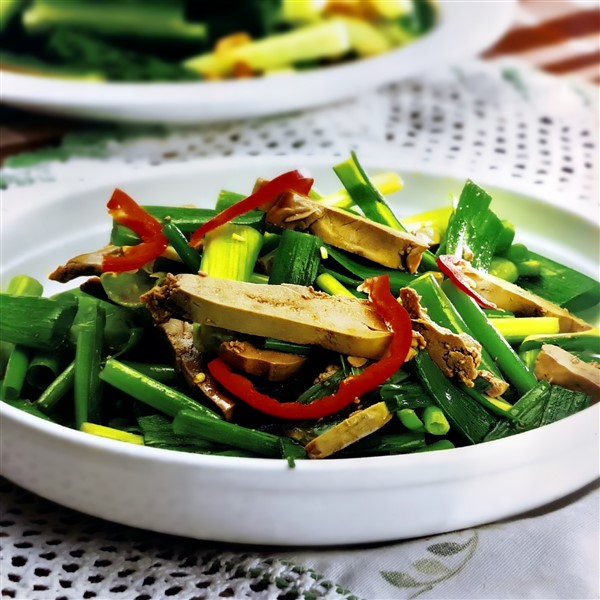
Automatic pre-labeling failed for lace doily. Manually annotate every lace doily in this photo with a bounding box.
[2,59,598,217]
[0,479,355,600]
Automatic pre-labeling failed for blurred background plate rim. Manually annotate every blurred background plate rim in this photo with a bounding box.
[0,1,517,123]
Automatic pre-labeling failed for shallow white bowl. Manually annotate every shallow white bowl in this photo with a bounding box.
[1,155,598,546]
[0,2,516,124]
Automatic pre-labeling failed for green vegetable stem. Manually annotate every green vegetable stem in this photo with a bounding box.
[442,280,538,396]
[100,358,220,420]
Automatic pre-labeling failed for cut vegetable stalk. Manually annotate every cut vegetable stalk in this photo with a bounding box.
[74,297,105,428]
[414,439,455,452]
[315,273,355,297]
[401,206,452,238]
[484,381,551,441]
[413,351,499,444]
[34,361,75,414]
[173,409,284,457]
[269,229,321,286]
[80,422,144,445]
[162,219,201,273]
[539,385,591,426]
[184,20,351,77]
[0,269,44,400]
[23,0,207,41]
[397,408,425,432]
[442,280,538,396]
[519,329,600,356]
[200,224,263,282]
[215,190,246,211]
[490,316,560,345]
[333,151,404,230]
[422,405,450,435]
[120,361,177,384]
[319,172,404,209]
[520,251,600,312]
[100,358,220,420]
[4,274,44,297]
[1,347,30,401]
[26,350,62,390]
[0,294,77,351]
[340,431,426,456]
[437,179,503,270]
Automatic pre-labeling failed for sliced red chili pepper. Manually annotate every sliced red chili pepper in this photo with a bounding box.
[436,254,498,310]
[102,188,168,273]
[207,274,413,420]
[189,169,313,248]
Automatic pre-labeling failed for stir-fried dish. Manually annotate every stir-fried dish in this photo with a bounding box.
[0,0,437,82]
[1,153,599,462]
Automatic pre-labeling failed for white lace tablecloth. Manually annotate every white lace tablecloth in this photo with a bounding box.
[1,59,599,599]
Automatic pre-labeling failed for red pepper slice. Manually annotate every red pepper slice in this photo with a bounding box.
[436,255,497,310]
[206,274,413,420]
[189,169,313,248]
[102,188,168,273]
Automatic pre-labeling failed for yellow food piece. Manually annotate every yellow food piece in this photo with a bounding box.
[305,401,392,459]
[80,423,144,445]
[319,171,404,209]
[184,20,350,77]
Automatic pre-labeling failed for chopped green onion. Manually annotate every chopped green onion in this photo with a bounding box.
[162,219,201,273]
[315,273,355,297]
[319,171,404,210]
[100,358,220,420]
[269,229,321,286]
[80,422,144,445]
[414,439,455,453]
[397,408,425,432]
[173,409,283,457]
[74,297,105,428]
[0,294,78,351]
[489,257,519,283]
[421,405,450,436]
[200,223,263,282]
[490,317,561,345]
[437,179,503,270]
[1,347,30,401]
[35,361,75,414]
[442,280,537,396]
[413,351,499,444]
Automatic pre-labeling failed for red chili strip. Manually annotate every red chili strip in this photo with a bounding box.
[189,169,313,248]
[207,274,413,420]
[102,188,168,273]
[436,255,497,310]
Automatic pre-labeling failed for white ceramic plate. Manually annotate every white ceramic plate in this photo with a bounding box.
[0,2,516,124]
[1,156,598,546]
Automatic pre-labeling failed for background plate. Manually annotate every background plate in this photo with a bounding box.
[0,2,516,124]
[1,155,598,546]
